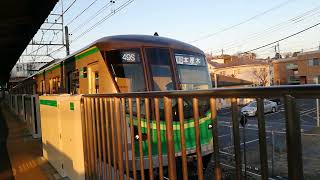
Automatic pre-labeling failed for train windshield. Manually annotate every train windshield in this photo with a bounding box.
[106,49,145,92]
[145,48,174,91]
[174,50,211,90]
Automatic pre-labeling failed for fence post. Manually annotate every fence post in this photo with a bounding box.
[271,130,275,177]
[257,98,268,180]
[80,98,89,179]
[115,98,124,180]
[164,97,177,180]
[210,98,221,180]
[284,95,303,180]
[230,126,233,151]
[231,98,241,180]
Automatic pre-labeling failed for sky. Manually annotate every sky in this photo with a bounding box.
[22,0,320,62]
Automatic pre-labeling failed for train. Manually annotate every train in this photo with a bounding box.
[10,35,214,176]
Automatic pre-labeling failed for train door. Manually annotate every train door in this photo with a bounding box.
[67,71,80,94]
[41,80,45,95]
[88,63,99,94]
[49,79,53,94]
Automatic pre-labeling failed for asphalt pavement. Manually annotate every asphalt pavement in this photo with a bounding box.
[214,98,320,179]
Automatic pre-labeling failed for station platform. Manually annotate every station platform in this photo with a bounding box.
[0,101,65,180]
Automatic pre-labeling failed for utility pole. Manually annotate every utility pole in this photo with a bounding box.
[20,3,65,63]
[274,44,278,59]
[214,73,218,88]
[65,26,70,56]
[221,49,224,55]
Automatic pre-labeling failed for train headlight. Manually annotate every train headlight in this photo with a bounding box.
[135,135,139,140]
[208,124,213,129]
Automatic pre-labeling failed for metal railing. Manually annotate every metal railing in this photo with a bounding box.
[80,85,320,180]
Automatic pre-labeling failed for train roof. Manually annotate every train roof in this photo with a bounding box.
[30,34,205,77]
[93,34,204,54]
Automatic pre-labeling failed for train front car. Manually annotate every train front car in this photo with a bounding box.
[100,35,214,173]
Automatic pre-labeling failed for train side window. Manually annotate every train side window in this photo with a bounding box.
[68,70,79,94]
[41,80,44,95]
[106,49,145,92]
[51,78,56,94]
[57,77,61,93]
[95,72,99,93]
[49,79,52,94]
[145,48,174,91]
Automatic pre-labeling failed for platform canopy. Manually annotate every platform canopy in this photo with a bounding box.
[0,0,58,84]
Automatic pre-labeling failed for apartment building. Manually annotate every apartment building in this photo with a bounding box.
[273,50,320,85]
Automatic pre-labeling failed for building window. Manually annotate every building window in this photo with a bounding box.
[220,71,225,75]
[16,65,22,72]
[308,58,320,66]
[286,63,298,69]
[314,75,320,84]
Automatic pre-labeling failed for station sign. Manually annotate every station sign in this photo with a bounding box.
[175,54,205,66]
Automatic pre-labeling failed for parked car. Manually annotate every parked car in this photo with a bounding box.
[269,98,281,105]
[241,99,278,116]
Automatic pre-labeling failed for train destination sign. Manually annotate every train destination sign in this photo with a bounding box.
[175,54,205,66]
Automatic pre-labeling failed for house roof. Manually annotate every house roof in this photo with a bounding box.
[273,49,320,64]
[211,73,253,87]
[210,58,268,69]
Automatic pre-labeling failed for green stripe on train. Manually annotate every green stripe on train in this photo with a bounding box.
[75,46,99,61]
[70,102,75,110]
[44,46,99,74]
[132,113,214,158]
[39,99,57,107]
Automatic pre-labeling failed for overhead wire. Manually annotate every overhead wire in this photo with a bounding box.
[189,0,294,43]
[50,0,124,58]
[206,5,320,53]
[70,1,114,34]
[23,0,78,60]
[242,22,320,53]
[49,0,115,57]
[222,7,320,51]
[63,0,77,15]
[66,0,100,26]
[71,0,135,43]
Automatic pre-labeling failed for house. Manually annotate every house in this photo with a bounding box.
[210,73,254,109]
[208,58,273,86]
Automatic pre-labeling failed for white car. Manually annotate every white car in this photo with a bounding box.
[241,100,278,117]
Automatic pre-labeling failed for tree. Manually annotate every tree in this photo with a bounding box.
[252,68,269,86]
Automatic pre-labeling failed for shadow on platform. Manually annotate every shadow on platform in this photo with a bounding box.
[0,101,14,179]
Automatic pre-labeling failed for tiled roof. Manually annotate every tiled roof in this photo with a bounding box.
[211,58,268,68]
[210,73,253,87]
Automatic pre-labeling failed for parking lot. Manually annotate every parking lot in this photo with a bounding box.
[214,98,320,179]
